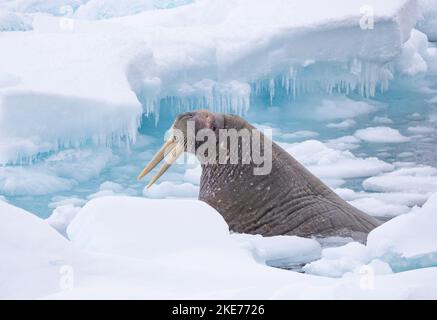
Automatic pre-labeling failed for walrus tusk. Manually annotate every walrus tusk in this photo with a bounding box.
[146,142,185,189]
[137,137,176,181]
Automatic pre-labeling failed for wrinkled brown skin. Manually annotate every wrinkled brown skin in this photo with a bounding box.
[173,110,381,242]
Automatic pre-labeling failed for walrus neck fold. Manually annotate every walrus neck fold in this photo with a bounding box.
[198,114,380,243]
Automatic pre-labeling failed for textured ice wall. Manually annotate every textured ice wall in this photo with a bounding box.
[417,0,437,41]
[0,0,427,164]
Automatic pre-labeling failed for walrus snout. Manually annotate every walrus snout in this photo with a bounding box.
[137,110,224,188]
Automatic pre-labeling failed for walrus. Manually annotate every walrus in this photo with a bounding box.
[138,110,381,242]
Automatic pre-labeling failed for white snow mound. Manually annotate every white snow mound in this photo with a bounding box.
[67,197,232,259]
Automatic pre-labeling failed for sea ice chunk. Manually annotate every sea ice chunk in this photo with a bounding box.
[348,198,410,217]
[367,193,437,259]
[373,116,393,124]
[46,204,81,236]
[0,167,74,196]
[282,140,393,180]
[363,166,437,193]
[232,234,322,268]
[396,29,437,75]
[354,127,411,143]
[75,0,154,19]
[326,119,357,129]
[303,242,371,277]
[0,0,422,165]
[313,99,378,120]
[303,257,364,278]
[67,197,231,259]
[143,181,199,198]
[0,10,32,31]
[417,0,437,41]
[0,199,76,299]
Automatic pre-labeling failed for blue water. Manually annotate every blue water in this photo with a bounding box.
[5,75,437,218]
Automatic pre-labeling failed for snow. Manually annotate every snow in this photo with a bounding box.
[348,197,410,217]
[363,166,437,193]
[367,193,437,259]
[0,10,32,31]
[417,0,437,41]
[397,29,437,75]
[303,192,437,278]
[143,181,199,198]
[99,181,124,193]
[67,197,232,258]
[0,88,141,164]
[303,257,365,278]
[0,0,87,15]
[407,125,435,134]
[327,119,357,129]
[1,196,437,299]
[326,135,361,150]
[313,99,378,121]
[0,166,75,196]
[338,188,430,207]
[354,127,411,143]
[232,234,322,268]
[282,140,393,183]
[183,164,202,184]
[323,242,369,261]
[48,196,86,209]
[0,148,114,196]
[86,183,138,199]
[280,130,319,140]
[0,199,78,299]
[75,0,154,19]
[0,17,142,164]
[303,242,393,278]
[46,204,81,236]
[373,116,394,124]
[0,0,422,163]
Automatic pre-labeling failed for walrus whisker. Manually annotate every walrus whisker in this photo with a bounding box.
[146,142,185,189]
[137,136,177,181]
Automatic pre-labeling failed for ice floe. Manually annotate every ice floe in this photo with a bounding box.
[3,196,437,299]
[354,127,411,143]
[0,0,425,164]
[282,140,394,183]
[363,166,437,193]
[143,181,199,198]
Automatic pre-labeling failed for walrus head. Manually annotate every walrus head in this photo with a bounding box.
[137,110,228,188]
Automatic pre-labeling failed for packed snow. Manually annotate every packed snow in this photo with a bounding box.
[2,195,437,299]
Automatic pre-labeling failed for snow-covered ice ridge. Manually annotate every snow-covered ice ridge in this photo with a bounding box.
[0,0,432,164]
[2,195,437,299]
